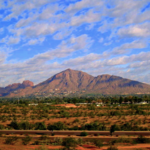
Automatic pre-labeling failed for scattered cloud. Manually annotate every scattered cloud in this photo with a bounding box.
[0,0,150,86]
[99,38,104,43]
[7,36,20,45]
[27,37,45,45]
[111,40,147,55]
[117,22,150,38]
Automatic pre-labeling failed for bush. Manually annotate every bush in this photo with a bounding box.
[92,139,103,148]
[107,146,118,150]
[22,135,32,145]
[80,132,88,136]
[0,124,4,129]
[81,122,106,130]
[51,132,55,136]
[76,138,83,145]
[40,135,48,140]
[32,140,40,145]
[115,137,132,143]
[34,145,49,150]
[9,121,20,130]
[135,135,150,143]
[62,138,77,150]
[20,121,32,130]
[54,137,63,145]
[47,121,66,130]
[110,125,116,136]
[5,136,18,145]
[73,119,79,123]
[35,122,47,130]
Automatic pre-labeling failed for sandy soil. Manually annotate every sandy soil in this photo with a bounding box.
[0,144,150,150]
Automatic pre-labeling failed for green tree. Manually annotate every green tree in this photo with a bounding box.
[119,96,123,104]
[110,124,116,136]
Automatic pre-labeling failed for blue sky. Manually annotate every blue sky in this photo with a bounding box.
[0,0,150,86]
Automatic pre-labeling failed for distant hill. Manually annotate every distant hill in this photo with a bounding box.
[0,80,34,97]
[1,69,150,97]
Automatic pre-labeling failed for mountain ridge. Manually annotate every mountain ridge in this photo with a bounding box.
[0,69,150,97]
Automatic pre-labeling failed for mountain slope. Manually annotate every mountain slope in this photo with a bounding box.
[0,80,34,97]
[1,69,150,97]
[86,75,150,94]
[35,68,94,92]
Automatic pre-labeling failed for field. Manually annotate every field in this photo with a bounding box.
[0,101,150,149]
[0,103,150,130]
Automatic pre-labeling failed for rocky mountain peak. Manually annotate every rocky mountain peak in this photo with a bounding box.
[22,80,34,87]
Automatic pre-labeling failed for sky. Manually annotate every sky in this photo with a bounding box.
[0,0,150,87]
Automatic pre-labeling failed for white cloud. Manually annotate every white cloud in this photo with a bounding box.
[53,28,73,40]
[63,53,101,66]
[65,0,104,14]
[25,34,93,65]
[117,22,150,38]
[98,0,150,34]
[70,9,102,26]
[27,37,45,45]
[7,36,20,45]
[107,0,149,18]
[0,52,7,64]
[0,36,20,45]
[111,40,147,54]
[15,15,37,28]
[38,4,59,20]
[4,0,55,20]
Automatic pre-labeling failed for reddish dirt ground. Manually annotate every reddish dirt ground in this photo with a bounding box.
[0,143,150,150]
[53,104,77,108]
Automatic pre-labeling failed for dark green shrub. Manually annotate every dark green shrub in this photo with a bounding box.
[110,125,116,136]
[47,121,66,130]
[54,137,63,145]
[32,140,40,145]
[81,122,106,130]
[22,135,32,145]
[35,122,47,130]
[0,124,4,129]
[116,137,132,143]
[20,121,32,130]
[51,132,55,136]
[80,132,88,136]
[8,121,20,130]
[73,119,79,123]
[76,138,83,145]
[93,139,103,148]
[5,136,18,145]
[62,138,77,150]
[135,135,150,143]
[40,135,48,140]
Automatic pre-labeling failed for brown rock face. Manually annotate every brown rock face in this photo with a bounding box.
[22,80,34,87]
[6,83,21,90]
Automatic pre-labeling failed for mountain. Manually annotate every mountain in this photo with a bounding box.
[1,69,150,97]
[0,80,34,97]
